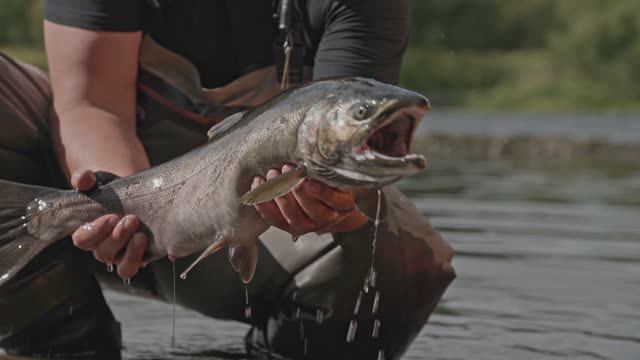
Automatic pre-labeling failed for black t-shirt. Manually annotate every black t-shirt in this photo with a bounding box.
[44,0,409,88]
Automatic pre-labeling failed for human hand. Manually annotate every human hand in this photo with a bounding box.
[252,164,369,238]
[69,169,148,280]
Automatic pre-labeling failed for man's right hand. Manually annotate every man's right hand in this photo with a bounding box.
[70,169,148,280]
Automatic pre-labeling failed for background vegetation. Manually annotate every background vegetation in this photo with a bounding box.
[0,0,638,112]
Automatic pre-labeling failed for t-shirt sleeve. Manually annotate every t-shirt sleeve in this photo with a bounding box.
[44,0,145,32]
[312,0,409,84]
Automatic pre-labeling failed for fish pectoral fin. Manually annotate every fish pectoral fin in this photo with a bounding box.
[207,110,246,141]
[228,243,258,284]
[180,233,231,279]
[240,167,306,205]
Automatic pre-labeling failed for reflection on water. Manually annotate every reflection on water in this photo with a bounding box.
[402,159,640,360]
[105,158,640,360]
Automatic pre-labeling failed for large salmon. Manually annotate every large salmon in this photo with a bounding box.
[0,77,429,286]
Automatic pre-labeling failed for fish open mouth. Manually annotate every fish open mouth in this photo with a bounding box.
[353,103,427,170]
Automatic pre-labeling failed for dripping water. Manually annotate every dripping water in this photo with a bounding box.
[346,189,383,345]
[316,309,324,325]
[372,291,380,315]
[346,319,358,343]
[169,255,177,347]
[244,286,252,319]
[106,263,113,273]
[353,291,363,315]
[372,319,380,339]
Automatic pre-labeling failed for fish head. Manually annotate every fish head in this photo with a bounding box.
[300,78,430,189]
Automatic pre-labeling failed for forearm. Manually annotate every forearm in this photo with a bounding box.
[51,105,150,181]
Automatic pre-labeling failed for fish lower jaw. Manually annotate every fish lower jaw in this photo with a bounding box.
[350,150,427,169]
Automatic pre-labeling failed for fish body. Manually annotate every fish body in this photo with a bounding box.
[0,77,429,286]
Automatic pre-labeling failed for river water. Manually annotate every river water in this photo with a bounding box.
[104,113,640,360]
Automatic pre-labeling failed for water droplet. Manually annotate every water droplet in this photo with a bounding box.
[292,291,297,301]
[346,319,358,343]
[353,291,363,315]
[291,234,299,242]
[68,306,73,316]
[363,282,370,294]
[316,309,324,324]
[369,269,377,288]
[304,337,308,355]
[123,278,131,285]
[171,259,177,347]
[18,245,22,249]
[296,307,301,319]
[244,286,251,319]
[372,291,380,314]
[152,177,164,189]
[300,321,305,339]
[377,349,385,360]
[82,222,94,231]
[106,263,113,272]
[372,319,380,339]
[180,273,187,280]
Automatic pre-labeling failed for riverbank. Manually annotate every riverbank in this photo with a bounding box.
[414,111,640,167]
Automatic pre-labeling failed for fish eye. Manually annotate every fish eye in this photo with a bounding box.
[352,103,372,121]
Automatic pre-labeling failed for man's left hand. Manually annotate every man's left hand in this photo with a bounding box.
[253,164,369,236]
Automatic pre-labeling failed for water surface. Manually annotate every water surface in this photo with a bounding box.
[106,157,640,360]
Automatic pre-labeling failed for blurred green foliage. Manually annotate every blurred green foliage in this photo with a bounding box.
[404,0,640,112]
[0,0,638,112]
[0,0,42,45]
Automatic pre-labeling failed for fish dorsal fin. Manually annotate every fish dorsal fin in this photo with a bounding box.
[240,167,306,205]
[228,243,259,284]
[207,111,246,140]
[139,35,204,103]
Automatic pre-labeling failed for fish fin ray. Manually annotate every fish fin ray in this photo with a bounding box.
[207,110,246,141]
[180,233,231,278]
[0,179,59,286]
[228,242,258,284]
[240,167,306,205]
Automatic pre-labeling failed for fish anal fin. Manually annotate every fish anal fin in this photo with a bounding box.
[240,167,306,205]
[207,111,246,141]
[180,232,232,279]
[228,242,258,284]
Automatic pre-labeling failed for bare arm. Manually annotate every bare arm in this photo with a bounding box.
[45,21,148,279]
[45,20,149,179]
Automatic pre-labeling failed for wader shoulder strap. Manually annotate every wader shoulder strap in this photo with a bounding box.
[136,36,246,129]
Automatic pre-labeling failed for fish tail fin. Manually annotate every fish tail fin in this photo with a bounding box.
[0,179,59,286]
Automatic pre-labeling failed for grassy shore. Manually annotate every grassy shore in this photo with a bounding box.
[401,48,640,114]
